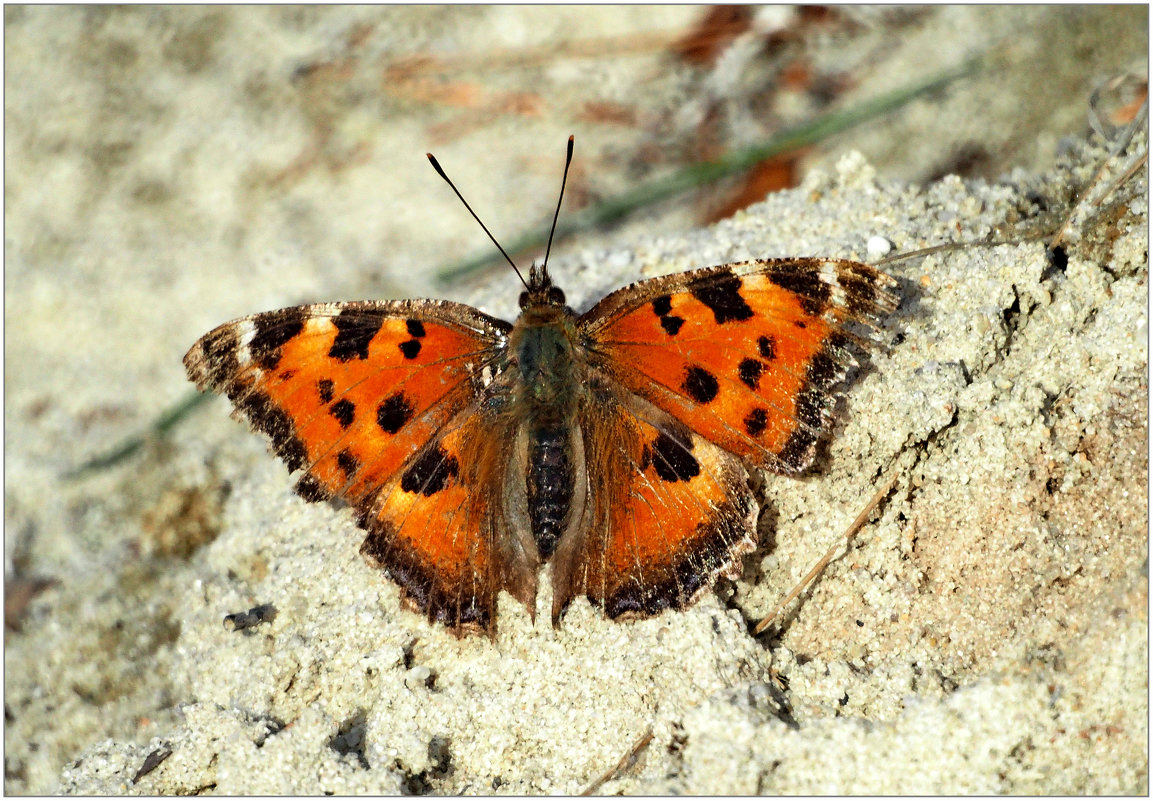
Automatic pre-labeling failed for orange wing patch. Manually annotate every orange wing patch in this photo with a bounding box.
[550,390,757,620]
[582,259,897,474]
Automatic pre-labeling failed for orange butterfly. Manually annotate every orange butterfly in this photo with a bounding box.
[184,137,898,636]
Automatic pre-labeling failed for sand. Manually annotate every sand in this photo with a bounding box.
[5,6,1147,795]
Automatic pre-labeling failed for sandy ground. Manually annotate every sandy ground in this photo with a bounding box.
[4,6,1148,794]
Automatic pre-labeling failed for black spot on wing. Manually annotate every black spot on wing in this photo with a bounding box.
[400,445,459,496]
[744,407,768,437]
[317,379,335,404]
[660,315,685,336]
[336,449,360,480]
[768,263,830,317]
[377,393,414,434]
[330,398,356,429]
[250,310,306,371]
[758,335,776,361]
[295,473,330,503]
[394,318,428,360]
[683,366,719,404]
[738,358,764,389]
[644,431,700,483]
[652,293,685,335]
[329,310,382,361]
[398,339,422,360]
[689,271,754,323]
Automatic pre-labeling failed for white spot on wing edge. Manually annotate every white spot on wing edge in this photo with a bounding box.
[820,260,847,311]
[235,320,256,366]
[304,316,337,337]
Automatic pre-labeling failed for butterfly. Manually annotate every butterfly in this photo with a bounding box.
[184,137,898,637]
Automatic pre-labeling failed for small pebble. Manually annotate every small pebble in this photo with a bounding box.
[867,236,894,257]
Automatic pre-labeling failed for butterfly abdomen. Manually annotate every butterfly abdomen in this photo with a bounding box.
[525,425,573,559]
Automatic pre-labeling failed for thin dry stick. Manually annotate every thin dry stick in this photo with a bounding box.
[753,472,899,636]
[387,29,684,79]
[1100,150,1148,206]
[1049,97,1148,251]
[581,727,654,795]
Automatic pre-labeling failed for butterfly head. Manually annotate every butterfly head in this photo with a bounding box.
[519,263,567,310]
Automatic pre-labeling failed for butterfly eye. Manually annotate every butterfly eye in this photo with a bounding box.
[518,290,531,309]
[547,286,566,306]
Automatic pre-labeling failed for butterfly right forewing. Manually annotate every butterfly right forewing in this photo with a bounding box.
[580,258,898,475]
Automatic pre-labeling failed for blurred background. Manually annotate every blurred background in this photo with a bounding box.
[4,6,1147,793]
[7,5,1146,467]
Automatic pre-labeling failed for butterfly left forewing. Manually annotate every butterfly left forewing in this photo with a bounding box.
[580,258,897,475]
[184,299,511,506]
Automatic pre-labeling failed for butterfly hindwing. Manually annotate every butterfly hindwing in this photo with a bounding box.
[550,386,757,621]
[580,259,898,475]
[357,399,539,634]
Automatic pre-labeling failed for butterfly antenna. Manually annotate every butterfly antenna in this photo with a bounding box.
[427,152,529,290]
[542,134,575,273]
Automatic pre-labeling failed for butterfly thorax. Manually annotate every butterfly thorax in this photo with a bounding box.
[509,266,585,558]
[511,266,581,416]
